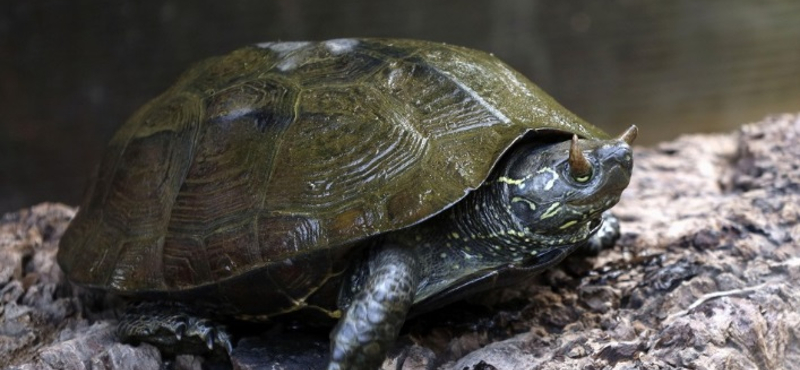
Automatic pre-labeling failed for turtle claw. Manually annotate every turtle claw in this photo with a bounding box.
[218,330,234,354]
[171,321,186,340]
[118,302,233,358]
[184,318,232,354]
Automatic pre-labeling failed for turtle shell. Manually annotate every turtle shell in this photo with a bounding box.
[58,39,608,315]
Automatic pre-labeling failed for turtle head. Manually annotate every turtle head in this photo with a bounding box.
[500,126,637,241]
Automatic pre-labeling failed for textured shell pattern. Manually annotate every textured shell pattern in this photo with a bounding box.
[58,38,607,295]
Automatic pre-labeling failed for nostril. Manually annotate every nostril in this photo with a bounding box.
[596,144,633,166]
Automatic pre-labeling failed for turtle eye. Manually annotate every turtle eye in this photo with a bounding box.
[568,135,593,183]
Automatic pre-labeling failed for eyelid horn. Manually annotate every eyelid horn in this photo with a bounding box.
[617,125,638,145]
[568,134,592,181]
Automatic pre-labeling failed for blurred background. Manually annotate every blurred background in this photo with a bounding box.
[2,0,800,213]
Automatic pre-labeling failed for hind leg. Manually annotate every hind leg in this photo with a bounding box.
[117,301,232,359]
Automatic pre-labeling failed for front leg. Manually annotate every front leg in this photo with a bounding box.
[328,245,419,370]
[583,211,622,255]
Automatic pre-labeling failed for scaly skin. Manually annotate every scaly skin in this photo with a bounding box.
[329,135,633,369]
[328,246,418,370]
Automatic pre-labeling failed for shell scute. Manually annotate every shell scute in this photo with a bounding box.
[162,235,207,288]
[256,215,323,263]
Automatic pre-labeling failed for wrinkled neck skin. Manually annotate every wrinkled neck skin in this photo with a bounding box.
[386,177,595,303]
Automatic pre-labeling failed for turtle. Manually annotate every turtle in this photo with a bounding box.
[57,38,636,370]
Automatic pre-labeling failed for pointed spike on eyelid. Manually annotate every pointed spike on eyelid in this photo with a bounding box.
[617,125,638,145]
[569,134,592,179]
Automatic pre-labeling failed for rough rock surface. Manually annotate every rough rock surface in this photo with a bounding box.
[2,114,799,370]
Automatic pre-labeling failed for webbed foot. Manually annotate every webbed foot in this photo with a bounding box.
[117,301,232,359]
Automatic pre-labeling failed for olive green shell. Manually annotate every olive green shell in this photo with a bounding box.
[58,39,607,307]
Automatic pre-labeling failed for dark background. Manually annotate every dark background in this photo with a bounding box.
[2,0,800,213]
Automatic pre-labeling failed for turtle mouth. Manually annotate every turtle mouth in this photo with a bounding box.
[564,217,603,246]
[587,217,603,235]
[530,216,603,247]
[574,216,603,240]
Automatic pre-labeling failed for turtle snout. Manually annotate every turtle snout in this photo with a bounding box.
[566,143,631,209]
[596,143,633,191]
[598,142,633,168]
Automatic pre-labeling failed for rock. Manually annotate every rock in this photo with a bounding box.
[14,322,162,370]
[2,114,799,369]
[0,204,170,370]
